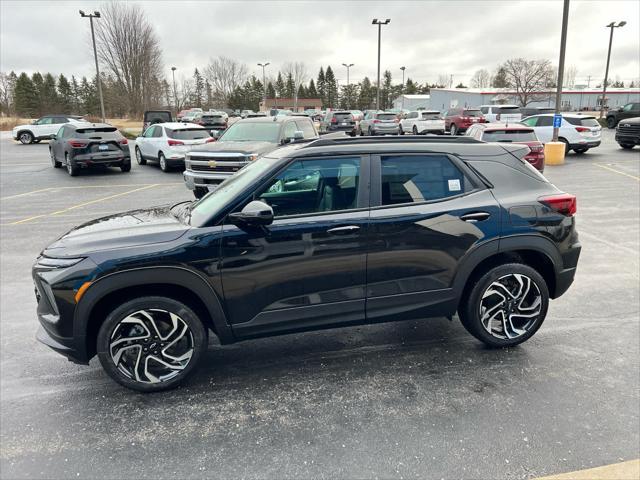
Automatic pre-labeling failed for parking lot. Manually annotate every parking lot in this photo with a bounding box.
[0,130,638,478]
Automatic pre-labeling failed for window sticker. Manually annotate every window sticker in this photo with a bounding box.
[448,179,461,191]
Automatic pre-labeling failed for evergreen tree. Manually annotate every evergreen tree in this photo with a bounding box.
[70,76,80,113]
[404,78,418,94]
[57,74,73,113]
[31,72,44,115]
[205,80,213,109]
[455,82,467,88]
[80,76,99,116]
[266,82,276,99]
[41,73,58,113]
[324,66,338,108]
[193,68,204,108]
[317,67,326,106]
[381,70,393,109]
[297,83,307,99]
[307,79,317,98]
[14,72,38,117]
[492,67,509,88]
[357,76,374,111]
[285,73,295,98]
[630,81,636,88]
[275,72,285,98]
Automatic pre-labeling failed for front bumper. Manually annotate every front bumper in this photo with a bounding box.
[183,169,232,190]
[615,133,640,145]
[36,326,88,365]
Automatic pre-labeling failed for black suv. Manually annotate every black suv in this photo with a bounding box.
[33,136,581,392]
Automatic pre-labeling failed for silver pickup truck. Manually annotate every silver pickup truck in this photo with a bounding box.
[184,116,319,198]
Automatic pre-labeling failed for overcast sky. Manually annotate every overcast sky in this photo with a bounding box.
[1,0,639,87]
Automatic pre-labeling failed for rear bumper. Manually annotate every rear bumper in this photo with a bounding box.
[72,152,130,166]
[570,140,601,149]
[553,241,581,298]
[372,127,400,135]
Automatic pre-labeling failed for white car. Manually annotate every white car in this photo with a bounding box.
[479,105,522,123]
[135,122,214,172]
[12,115,85,144]
[520,113,602,154]
[400,110,445,135]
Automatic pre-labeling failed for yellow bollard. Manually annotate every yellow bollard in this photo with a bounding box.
[544,142,566,166]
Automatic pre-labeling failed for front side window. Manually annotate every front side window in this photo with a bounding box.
[143,127,155,138]
[623,103,633,111]
[480,107,489,114]
[521,117,538,127]
[56,126,65,138]
[380,155,470,206]
[36,117,53,125]
[256,157,361,217]
[152,126,163,138]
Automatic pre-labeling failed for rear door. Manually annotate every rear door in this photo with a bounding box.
[366,153,501,322]
[532,116,554,142]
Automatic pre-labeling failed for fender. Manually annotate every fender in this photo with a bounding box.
[74,266,235,347]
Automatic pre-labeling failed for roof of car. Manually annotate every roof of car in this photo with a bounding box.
[472,122,533,131]
[479,104,520,108]
[154,122,205,129]
[237,116,302,124]
[528,113,596,119]
[70,122,114,129]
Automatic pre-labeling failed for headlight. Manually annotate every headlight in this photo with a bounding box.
[247,154,259,161]
[36,256,85,268]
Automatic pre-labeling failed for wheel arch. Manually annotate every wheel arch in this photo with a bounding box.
[76,267,234,360]
[16,129,34,139]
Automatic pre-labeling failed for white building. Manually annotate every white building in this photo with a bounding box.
[392,94,430,111]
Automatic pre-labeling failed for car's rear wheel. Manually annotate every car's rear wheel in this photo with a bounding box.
[135,146,146,165]
[65,153,79,176]
[606,117,616,129]
[559,138,570,154]
[50,148,61,168]
[19,131,33,144]
[412,125,418,135]
[450,124,458,136]
[159,152,170,172]
[120,161,131,172]
[97,296,208,392]
[458,263,549,348]
[573,148,589,154]
[620,143,635,149]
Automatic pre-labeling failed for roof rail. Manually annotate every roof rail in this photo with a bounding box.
[303,135,481,148]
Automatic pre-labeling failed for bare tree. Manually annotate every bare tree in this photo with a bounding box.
[564,65,578,88]
[204,56,248,107]
[94,2,164,116]
[437,74,450,88]
[282,61,308,108]
[0,71,17,115]
[501,58,554,106]
[470,69,491,88]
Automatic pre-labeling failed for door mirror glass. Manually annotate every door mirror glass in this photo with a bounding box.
[228,200,274,227]
[293,130,304,140]
[50,134,56,140]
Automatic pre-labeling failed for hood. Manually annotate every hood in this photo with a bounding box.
[189,140,276,155]
[618,117,640,125]
[43,205,189,258]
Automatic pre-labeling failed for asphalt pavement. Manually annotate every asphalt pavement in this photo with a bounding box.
[0,130,638,479]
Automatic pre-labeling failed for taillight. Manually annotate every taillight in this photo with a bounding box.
[168,139,184,146]
[119,138,128,145]
[69,140,87,148]
[331,117,337,123]
[372,119,380,124]
[575,126,590,133]
[206,137,216,143]
[528,143,544,152]
[539,193,577,217]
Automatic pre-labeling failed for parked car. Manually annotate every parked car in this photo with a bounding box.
[240,110,255,118]
[443,108,487,135]
[48,122,130,176]
[605,102,640,129]
[400,110,445,135]
[198,112,228,131]
[319,111,357,136]
[520,113,601,154]
[33,135,581,392]
[358,111,400,136]
[520,107,555,118]
[142,110,172,132]
[135,123,214,172]
[12,114,84,144]
[184,115,319,198]
[269,108,293,117]
[246,112,267,118]
[479,105,523,123]
[465,123,545,172]
[176,110,190,122]
[615,117,640,149]
[181,111,201,124]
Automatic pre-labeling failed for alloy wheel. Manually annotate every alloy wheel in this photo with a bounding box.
[19,132,32,144]
[135,147,143,165]
[479,273,542,340]
[109,308,194,384]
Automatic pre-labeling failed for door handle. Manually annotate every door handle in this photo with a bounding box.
[327,225,360,235]
[460,212,491,223]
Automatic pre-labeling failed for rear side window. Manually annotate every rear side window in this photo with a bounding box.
[380,155,471,205]
[536,116,553,127]
[564,117,599,127]
[166,128,209,140]
[482,129,537,142]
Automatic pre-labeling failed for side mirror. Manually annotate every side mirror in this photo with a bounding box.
[49,134,56,140]
[618,107,624,112]
[293,130,304,140]
[228,200,273,227]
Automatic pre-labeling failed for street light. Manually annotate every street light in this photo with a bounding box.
[400,66,406,110]
[257,62,270,112]
[79,10,105,122]
[171,67,177,114]
[372,18,390,110]
[599,21,626,119]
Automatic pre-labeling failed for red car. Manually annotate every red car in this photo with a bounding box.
[465,123,545,172]
[443,107,487,135]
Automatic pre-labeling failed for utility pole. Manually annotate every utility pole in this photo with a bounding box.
[372,19,390,110]
[600,21,626,119]
[257,62,270,112]
[342,63,354,109]
[552,0,570,142]
[171,67,177,113]
[79,10,105,122]
[587,75,592,88]
[400,66,406,110]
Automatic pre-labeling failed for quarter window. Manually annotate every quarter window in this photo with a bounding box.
[380,155,470,205]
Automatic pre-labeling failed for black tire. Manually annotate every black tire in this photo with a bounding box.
[458,263,549,348]
[18,131,33,144]
[65,153,79,176]
[96,296,208,392]
[450,124,458,136]
[159,152,170,172]
[412,125,418,135]
[50,148,61,168]
[120,161,131,172]
[368,127,374,136]
[135,146,146,165]
[193,187,208,199]
[559,138,570,155]
[606,117,616,129]
[573,148,589,154]
[619,143,635,150]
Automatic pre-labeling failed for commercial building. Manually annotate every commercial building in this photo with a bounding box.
[259,98,322,112]
[392,94,431,111]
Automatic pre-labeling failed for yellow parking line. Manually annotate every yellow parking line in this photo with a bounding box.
[537,459,639,480]
[10,184,160,225]
[595,163,640,181]
[1,183,182,201]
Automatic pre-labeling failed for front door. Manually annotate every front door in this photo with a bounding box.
[220,155,370,338]
[366,153,501,322]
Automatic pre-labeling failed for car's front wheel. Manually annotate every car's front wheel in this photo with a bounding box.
[606,117,616,129]
[458,263,549,348]
[19,131,33,144]
[135,146,146,165]
[413,125,418,135]
[97,296,208,392]
[193,187,208,199]
[65,153,79,176]
[450,124,458,136]
[50,148,61,168]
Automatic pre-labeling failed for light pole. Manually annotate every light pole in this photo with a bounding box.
[257,62,270,112]
[171,67,177,113]
[79,10,105,122]
[400,66,406,110]
[552,0,570,142]
[342,63,354,109]
[599,21,626,119]
[372,18,390,110]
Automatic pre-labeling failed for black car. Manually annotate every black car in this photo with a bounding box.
[615,117,640,149]
[319,111,357,136]
[142,110,173,132]
[33,136,581,392]
[48,123,131,176]
[606,102,640,129]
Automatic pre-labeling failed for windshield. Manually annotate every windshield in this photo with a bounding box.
[166,128,210,140]
[219,122,280,142]
[189,157,279,226]
[482,129,537,142]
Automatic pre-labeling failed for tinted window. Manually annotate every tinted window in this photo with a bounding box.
[75,127,119,139]
[377,113,397,121]
[36,117,53,125]
[256,157,360,216]
[145,111,172,123]
[53,116,68,124]
[381,155,469,205]
[421,112,441,120]
[166,128,210,140]
[463,110,482,117]
[219,122,280,143]
[482,129,537,142]
[480,107,489,114]
[564,117,599,127]
[295,119,317,139]
[536,116,554,127]
[152,126,163,137]
[497,106,521,114]
[334,112,353,121]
